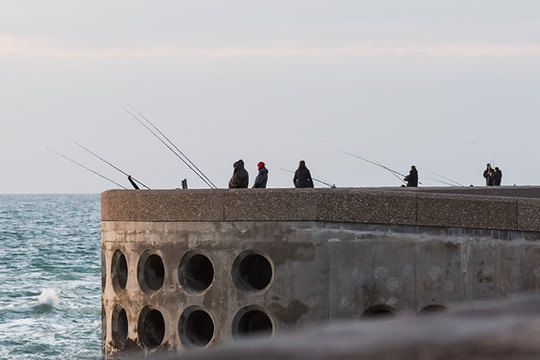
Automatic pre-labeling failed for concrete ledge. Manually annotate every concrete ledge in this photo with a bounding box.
[102,190,225,222]
[102,188,540,231]
[518,198,540,232]
[319,190,417,225]
[223,189,321,221]
[417,193,518,230]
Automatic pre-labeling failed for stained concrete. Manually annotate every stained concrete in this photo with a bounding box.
[101,188,540,358]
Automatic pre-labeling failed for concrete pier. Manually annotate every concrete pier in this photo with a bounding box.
[101,187,540,358]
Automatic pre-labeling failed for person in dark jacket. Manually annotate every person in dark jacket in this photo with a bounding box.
[252,161,268,188]
[492,167,502,186]
[228,160,249,188]
[293,160,314,188]
[483,163,494,186]
[404,165,418,187]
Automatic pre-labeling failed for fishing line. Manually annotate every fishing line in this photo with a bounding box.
[280,168,335,188]
[123,107,215,189]
[127,105,217,189]
[68,138,150,189]
[46,148,127,189]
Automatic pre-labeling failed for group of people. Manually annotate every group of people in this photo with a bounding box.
[227,160,503,189]
[228,160,314,189]
[483,163,503,186]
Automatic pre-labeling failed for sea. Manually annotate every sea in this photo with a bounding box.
[0,194,101,359]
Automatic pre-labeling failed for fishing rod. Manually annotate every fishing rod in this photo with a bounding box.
[425,169,464,187]
[46,148,127,189]
[341,152,454,187]
[424,177,456,187]
[378,165,453,187]
[371,159,407,185]
[68,138,150,190]
[339,151,408,177]
[126,105,217,189]
[280,168,336,188]
[123,107,215,189]
[339,151,414,185]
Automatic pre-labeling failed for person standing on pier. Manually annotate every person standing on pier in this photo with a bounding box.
[492,167,502,186]
[293,160,314,188]
[253,162,268,188]
[229,160,249,188]
[483,163,494,186]
[404,165,418,187]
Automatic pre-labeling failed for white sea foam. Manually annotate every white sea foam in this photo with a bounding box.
[37,288,59,307]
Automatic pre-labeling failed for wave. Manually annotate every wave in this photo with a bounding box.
[33,288,60,313]
[37,288,59,307]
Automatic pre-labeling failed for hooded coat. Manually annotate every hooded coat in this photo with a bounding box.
[253,167,268,188]
[228,160,249,188]
[492,168,502,186]
[293,165,314,188]
[404,168,418,187]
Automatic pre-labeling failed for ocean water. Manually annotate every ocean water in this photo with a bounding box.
[0,194,101,359]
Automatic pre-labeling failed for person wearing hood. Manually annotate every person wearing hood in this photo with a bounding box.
[293,160,314,188]
[228,160,249,188]
[404,165,418,187]
[252,162,268,188]
[492,167,502,186]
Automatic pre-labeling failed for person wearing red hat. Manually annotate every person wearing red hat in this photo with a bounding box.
[252,161,268,188]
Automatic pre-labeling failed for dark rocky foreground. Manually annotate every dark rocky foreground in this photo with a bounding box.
[132,294,540,360]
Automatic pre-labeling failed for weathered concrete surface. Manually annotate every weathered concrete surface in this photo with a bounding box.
[102,188,540,231]
[139,294,540,360]
[102,188,540,358]
[395,185,540,198]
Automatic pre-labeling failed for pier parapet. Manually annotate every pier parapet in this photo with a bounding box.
[101,187,540,358]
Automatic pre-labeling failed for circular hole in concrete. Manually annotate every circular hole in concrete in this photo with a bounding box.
[178,252,214,293]
[138,306,165,349]
[178,307,214,348]
[232,251,273,292]
[137,252,165,293]
[232,306,273,339]
[111,305,128,348]
[111,250,128,291]
[419,304,447,315]
[361,305,397,319]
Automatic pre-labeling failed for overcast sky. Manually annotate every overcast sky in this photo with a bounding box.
[1,0,539,193]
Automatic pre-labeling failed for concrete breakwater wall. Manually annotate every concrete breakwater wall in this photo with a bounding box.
[101,188,540,358]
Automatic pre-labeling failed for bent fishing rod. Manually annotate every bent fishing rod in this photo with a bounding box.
[68,138,150,190]
[360,157,454,186]
[371,158,407,185]
[426,169,464,187]
[280,168,336,188]
[46,148,127,189]
[128,105,217,189]
[123,107,217,189]
[339,151,412,185]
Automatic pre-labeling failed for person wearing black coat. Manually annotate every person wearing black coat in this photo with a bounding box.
[492,167,502,186]
[404,165,418,187]
[483,163,494,186]
[253,161,268,188]
[293,160,314,188]
[228,159,249,188]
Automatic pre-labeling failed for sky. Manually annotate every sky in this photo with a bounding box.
[1,0,540,193]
